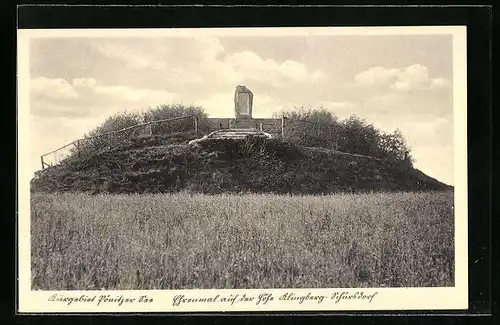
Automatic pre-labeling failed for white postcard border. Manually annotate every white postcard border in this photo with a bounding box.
[17,26,468,313]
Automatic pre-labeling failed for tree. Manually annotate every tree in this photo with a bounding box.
[336,115,382,157]
[273,107,414,165]
[68,105,209,160]
[273,106,340,149]
[87,111,143,137]
[77,110,144,154]
[148,104,209,133]
[378,129,414,166]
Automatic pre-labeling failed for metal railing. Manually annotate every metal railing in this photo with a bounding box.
[39,115,355,170]
[40,115,199,169]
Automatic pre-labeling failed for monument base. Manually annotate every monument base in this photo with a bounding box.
[230,118,255,129]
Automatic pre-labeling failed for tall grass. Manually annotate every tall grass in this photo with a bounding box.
[31,191,454,290]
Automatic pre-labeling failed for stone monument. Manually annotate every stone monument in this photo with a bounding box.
[233,85,254,128]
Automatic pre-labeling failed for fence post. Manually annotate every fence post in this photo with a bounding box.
[281,116,285,137]
[41,156,44,170]
[76,140,81,158]
[194,115,199,134]
[144,114,152,136]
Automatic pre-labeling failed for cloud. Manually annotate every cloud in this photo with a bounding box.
[194,92,234,117]
[94,85,176,105]
[72,77,97,88]
[319,101,358,110]
[391,64,432,90]
[30,77,178,118]
[31,77,79,100]
[354,66,400,87]
[165,68,205,86]
[113,37,328,90]
[70,77,177,106]
[354,64,450,93]
[430,77,451,90]
[193,92,287,118]
[195,37,225,63]
[397,118,452,148]
[27,36,455,185]
[223,50,327,87]
[318,101,359,119]
[362,92,452,121]
[30,99,90,118]
[253,95,286,117]
[96,42,168,70]
[359,93,453,148]
[76,37,329,102]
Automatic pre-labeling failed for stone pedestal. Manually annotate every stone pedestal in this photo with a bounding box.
[234,85,253,117]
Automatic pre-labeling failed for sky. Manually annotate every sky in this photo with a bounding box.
[27,31,455,185]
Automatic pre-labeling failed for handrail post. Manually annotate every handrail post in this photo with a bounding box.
[281,116,285,137]
[194,115,199,134]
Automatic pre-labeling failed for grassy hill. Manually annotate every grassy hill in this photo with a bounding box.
[31,133,452,195]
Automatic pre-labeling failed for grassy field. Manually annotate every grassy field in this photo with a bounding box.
[31,191,454,290]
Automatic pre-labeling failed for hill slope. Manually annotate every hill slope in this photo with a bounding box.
[31,134,452,194]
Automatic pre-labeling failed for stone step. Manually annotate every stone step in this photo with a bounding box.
[212,135,250,139]
[211,133,255,138]
[209,129,270,140]
[215,131,260,135]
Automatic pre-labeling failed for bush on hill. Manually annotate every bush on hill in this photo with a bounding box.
[147,104,210,134]
[275,106,414,166]
[64,104,414,170]
[68,105,209,160]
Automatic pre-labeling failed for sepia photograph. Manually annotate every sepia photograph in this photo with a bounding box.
[17,26,468,312]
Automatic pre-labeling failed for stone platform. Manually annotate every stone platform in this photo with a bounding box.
[229,119,256,129]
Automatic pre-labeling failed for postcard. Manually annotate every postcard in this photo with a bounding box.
[17,26,468,313]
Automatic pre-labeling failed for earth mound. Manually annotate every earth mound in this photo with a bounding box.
[31,134,452,195]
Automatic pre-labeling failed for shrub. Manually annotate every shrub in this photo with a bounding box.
[147,104,210,134]
[275,107,413,166]
[378,129,414,166]
[87,110,144,137]
[67,105,209,160]
[64,104,413,168]
[274,106,341,149]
